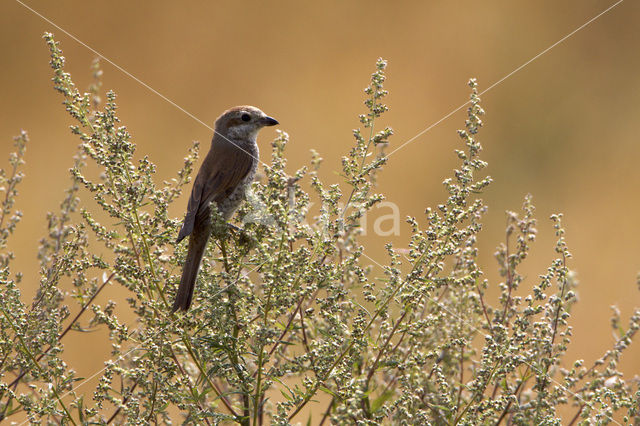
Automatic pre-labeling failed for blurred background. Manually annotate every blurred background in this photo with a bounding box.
[1,0,639,419]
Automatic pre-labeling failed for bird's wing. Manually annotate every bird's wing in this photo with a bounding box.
[176,141,254,243]
[199,141,254,211]
[176,171,205,243]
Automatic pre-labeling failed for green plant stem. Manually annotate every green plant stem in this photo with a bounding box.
[0,143,24,231]
[106,379,138,424]
[166,346,213,426]
[253,234,286,426]
[259,238,323,363]
[534,252,569,423]
[181,335,238,421]
[6,272,114,391]
[118,159,169,308]
[376,284,450,400]
[298,304,317,370]
[454,357,501,425]
[146,381,158,422]
[288,248,435,421]
[341,97,377,219]
[0,305,77,425]
[288,218,458,421]
[475,282,493,334]
[494,367,531,426]
[30,236,79,312]
[217,235,251,426]
[365,309,407,385]
[500,225,514,324]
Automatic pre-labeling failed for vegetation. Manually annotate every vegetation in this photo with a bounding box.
[0,33,637,425]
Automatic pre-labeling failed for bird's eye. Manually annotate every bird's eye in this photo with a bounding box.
[241,113,251,122]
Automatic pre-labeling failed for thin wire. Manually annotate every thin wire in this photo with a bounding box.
[14,0,624,166]
[12,0,627,422]
[358,251,621,425]
[13,0,270,169]
[385,0,625,159]
[16,260,265,425]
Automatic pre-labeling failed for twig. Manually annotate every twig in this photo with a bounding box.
[6,272,114,391]
[0,305,77,425]
[365,310,407,385]
[456,342,464,411]
[567,404,585,426]
[318,397,334,426]
[179,337,236,423]
[494,368,529,426]
[500,226,513,325]
[475,282,493,334]
[106,379,139,424]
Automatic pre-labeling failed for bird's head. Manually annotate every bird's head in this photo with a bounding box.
[214,105,279,141]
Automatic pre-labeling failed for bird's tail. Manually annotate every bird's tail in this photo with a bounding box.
[171,216,211,312]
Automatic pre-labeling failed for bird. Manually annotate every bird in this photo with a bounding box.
[171,105,278,312]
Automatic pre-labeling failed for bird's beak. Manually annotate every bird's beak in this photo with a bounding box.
[262,116,279,126]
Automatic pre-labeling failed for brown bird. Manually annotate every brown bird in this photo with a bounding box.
[172,106,278,312]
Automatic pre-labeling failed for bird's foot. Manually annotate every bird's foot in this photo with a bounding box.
[227,223,244,233]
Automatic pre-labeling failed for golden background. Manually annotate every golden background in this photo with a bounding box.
[1,0,639,421]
